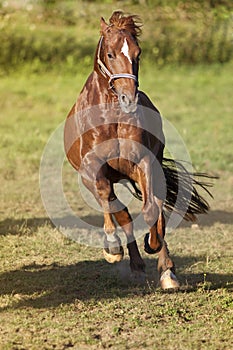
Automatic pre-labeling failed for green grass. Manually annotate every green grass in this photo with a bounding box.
[141,62,233,172]
[0,227,232,349]
[0,62,232,349]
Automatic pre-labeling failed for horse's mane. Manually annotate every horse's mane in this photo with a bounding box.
[109,11,142,38]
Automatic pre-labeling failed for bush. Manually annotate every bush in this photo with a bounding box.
[142,18,232,65]
[0,0,232,72]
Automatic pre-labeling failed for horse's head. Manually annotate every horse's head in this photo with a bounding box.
[95,12,141,113]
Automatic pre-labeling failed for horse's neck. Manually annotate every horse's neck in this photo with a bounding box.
[78,71,116,107]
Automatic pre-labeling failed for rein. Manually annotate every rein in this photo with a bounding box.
[97,36,138,91]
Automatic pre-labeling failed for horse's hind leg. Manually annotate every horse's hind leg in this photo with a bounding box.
[155,203,179,290]
[113,208,145,274]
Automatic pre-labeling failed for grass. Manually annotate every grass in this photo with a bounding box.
[0,227,232,349]
[140,62,233,172]
[0,62,232,349]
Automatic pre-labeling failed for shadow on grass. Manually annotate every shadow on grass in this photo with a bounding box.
[0,257,232,311]
[179,209,233,228]
[0,217,54,235]
[0,215,104,235]
[0,208,232,235]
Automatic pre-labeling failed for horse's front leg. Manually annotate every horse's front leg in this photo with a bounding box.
[82,174,124,264]
[103,212,124,264]
[81,156,143,279]
[97,178,145,276]
[93,165,145,274]
[143,207,179,290]
[137,156,163,253]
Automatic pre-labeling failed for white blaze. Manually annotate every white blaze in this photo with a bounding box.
[121,38,132,64]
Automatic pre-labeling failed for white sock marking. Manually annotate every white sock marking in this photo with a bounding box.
[106,234,117,243]
[121,38,132,64]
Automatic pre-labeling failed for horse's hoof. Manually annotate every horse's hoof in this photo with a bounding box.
[103,235,124,264]
[160,269,180,291]
[103,246,124,264]
[144,233,162,254]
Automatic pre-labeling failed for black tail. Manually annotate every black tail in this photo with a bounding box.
[128,157,217,222]
[162,158,216,221]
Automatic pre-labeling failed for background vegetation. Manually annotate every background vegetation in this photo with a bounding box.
[0,0,232,73]
[0,1,232,349]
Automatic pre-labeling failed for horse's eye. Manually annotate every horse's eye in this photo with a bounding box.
[107,53,114,59]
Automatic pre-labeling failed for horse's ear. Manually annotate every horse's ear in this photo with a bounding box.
[100,17,108,33]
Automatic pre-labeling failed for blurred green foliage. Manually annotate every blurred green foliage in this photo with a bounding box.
[0,0,232,73]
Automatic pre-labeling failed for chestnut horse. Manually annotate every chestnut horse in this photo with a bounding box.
[64,12,211,290]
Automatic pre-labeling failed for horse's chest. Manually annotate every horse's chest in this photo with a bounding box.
[79,110,150,165]
[117,122,142,139]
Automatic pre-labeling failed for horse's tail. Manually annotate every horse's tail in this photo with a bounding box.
[162,158,216,221]
[128,157,216,222]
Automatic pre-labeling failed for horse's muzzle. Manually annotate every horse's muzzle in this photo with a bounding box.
[119,93,138,113]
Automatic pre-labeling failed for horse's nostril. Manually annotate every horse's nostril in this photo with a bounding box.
[119,93,138,113]
[121,94,126,102]
[120,94,130,106]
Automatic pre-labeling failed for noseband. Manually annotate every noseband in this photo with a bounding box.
[97,36,138,91]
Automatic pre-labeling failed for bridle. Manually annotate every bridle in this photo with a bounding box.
[97,36,139,92]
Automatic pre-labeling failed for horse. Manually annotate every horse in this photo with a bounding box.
[64,11,212,290]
